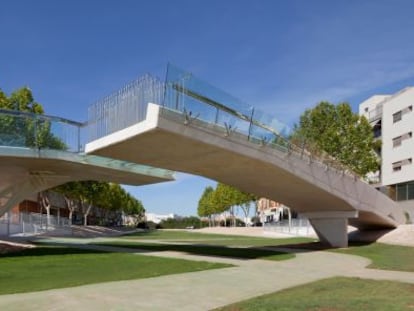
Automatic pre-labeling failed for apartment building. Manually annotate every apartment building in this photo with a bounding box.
[359,87,414,219]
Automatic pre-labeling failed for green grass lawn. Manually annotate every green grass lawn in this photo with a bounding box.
[96,229,310,261]
[0,246,232,295]
[333,242,414,272]
[123,229,314,247]
[214,277,414,311]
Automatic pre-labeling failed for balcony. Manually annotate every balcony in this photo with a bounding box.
[368,106,383,122]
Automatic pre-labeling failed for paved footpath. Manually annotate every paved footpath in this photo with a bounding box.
[1,240,414,311]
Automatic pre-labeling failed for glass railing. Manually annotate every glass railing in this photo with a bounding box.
[0,108,83,153]
[162,64,357,178]
[368,106,383,122]
[163,64,291,143]
[0,108,175,180]
[87,74,165,141]
[84,63,358,179]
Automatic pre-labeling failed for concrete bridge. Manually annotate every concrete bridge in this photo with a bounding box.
[0,65,405,247]
[85,65,405,247]
[0,109,174,217]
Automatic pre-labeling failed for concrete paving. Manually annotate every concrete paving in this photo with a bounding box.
[1,238,414,311]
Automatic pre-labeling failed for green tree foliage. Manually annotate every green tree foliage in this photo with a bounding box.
[70,181,109,226]
[213,183,238,215]
[198,183,257,226]
[0,87,65,149]
[159,216,208,229]
[291,101,378,177]
[106,183,145,219]
[54,182,79,225]
[54,181,145,226]
[7,87,44,113]
[197,186,215,218]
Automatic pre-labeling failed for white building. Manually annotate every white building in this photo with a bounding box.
[145,212,179,224]
[359,88,414,219]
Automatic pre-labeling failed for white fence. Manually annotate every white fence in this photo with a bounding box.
[0,212,70,236]
[263,218,316,237]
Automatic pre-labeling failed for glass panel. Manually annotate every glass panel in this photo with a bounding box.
[164,63,294,151]
[396,184,407,201]
[0,109,83,153]
[407,182,414,200]
[87,74,164,141]
[164,64,254,125]
[393,111,402,123]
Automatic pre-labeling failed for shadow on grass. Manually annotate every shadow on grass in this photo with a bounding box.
[95,242,294,261]
[275,241,374,251]
[0,246,105,258]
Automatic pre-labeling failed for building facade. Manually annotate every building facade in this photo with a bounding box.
[359,88,414,219]
[256,198,290,223]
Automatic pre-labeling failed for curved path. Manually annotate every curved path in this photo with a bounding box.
[1,239,414,310]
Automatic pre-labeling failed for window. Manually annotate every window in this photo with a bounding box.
[393,111,402,123]
[394,105,413,123]
[396,182,414,201]
[364,107,369,113]
[393,164,402,172]
[392,158,412,172]
[392,132,413,148]
[393,136,402,147]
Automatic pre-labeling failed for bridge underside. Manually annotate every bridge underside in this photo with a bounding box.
[86,104,405,247]
[0,147,174,217]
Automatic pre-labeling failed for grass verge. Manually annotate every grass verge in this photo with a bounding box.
[0,246,232,295]
[122,229,313,247]
[214,277,414,311]
[333,242,414,272]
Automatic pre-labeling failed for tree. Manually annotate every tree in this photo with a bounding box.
[291,101,378,177]
[0,87,65,149]
[76,181,109,226]
[54,182,80,225]
[236,192,257,226]
[198,183,257,227]
[198,186,215,226]
[7,87,44,113]
[38,191,52,228]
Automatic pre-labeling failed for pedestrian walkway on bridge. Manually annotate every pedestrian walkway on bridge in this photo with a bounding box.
[85,64,405,247]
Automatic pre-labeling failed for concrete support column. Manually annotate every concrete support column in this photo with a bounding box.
[301,211,358,248]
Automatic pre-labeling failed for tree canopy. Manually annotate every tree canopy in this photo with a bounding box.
[53,181,145,225]
[197,186,215,218]
[0,87,65,149]
[0,87,44,113]
[197,183,257,226]
[291,101,378,177]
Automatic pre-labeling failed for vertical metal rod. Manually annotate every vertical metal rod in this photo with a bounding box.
[247,108,255,141]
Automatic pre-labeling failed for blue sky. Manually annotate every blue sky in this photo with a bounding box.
[2,0,414,216]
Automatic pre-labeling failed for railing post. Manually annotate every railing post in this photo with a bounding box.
[247,108,255,140]
[78,125,81,152]
[34,114,38,149]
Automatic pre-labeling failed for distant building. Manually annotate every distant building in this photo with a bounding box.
[256,198,290,223]
[359,88,414,219]
[145,212,180,224]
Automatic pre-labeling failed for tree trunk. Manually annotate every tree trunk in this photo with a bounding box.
[64,196,76,225]
[240,203,251,227]
[83,203,92,226]
[38,192,51,229]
